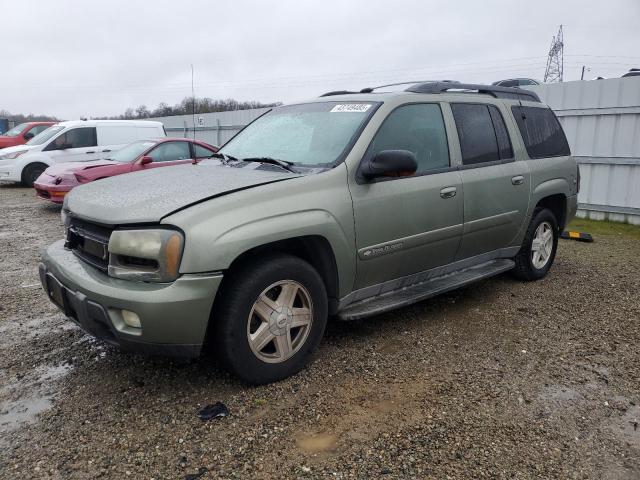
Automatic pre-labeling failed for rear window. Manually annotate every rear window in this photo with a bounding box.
[511,106,570,159]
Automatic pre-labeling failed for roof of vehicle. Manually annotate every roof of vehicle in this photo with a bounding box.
[53,119,164,128]
[156,137,217,147]
[22,121,57,125]
[308,81,541,104]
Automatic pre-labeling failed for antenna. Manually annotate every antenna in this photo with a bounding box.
[544,25,564,83]
[191,64,196,140]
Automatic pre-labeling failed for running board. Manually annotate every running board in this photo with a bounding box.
[338,259,515,321]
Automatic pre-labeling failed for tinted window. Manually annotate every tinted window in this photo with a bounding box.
[451,104,500,165]
[194,144,216,158]
[46,127,97,151]
[148,141,191,162]
[368,103,449,174]
[511,106,570,158]
[488,105,513,160]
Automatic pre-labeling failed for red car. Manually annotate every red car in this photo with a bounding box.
[34,138,219,204]
[0,121,56,149]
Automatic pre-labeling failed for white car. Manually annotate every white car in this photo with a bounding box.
[0,120,166,186]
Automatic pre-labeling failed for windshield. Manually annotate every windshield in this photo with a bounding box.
[2,123,28,137]
[27,125,65,145]
[220,101,377,166]
[109,140,157,162]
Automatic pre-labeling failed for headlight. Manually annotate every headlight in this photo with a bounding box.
[0,150,28,160]
[108,229,184,283]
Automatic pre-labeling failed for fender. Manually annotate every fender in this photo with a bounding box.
[7,151,53,182]
[530,178,570,206]
[180,209,355,298]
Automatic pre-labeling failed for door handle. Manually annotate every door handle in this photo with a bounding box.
[102,149,111,153]
[85,151,96,154]
[440,186,457,199]
[511,175,525,186]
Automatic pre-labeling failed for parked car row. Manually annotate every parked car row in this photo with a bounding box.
[37,81,578,384]
[0,119,218,201]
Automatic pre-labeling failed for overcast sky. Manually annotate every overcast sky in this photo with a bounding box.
[1,0,639,119]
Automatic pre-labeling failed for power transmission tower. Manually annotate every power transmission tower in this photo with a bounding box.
[544,25,564,83]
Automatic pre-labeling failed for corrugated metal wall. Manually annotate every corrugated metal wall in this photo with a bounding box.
[526,77,640,225]
[152,77,640,225]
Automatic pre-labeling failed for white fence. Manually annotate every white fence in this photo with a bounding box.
[153,77,640,225]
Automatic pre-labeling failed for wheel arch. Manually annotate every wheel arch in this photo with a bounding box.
[21,160,51,184]
[222,235,340,315]
[534,194,568,230]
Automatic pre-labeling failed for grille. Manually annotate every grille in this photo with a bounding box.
[65,217,113,272]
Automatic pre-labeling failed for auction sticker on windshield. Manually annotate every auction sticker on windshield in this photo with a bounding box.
[330,104,372,113]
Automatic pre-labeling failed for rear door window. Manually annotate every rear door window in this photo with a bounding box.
[451,104,499,165]
[488,105,513,160]
[511,106,570,158]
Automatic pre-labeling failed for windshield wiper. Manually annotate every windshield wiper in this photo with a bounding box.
[241,157,296,173]
[208,152,239,163]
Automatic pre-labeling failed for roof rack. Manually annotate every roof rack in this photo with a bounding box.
[405,82,541,102]
[319,81,541,102]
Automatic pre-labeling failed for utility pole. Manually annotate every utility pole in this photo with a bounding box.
[544,25,564,83]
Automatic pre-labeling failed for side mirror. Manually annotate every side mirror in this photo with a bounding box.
[360,150,418,180]
[139,156,153,165]
[24,132,34,140]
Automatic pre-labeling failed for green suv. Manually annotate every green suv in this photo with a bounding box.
[40,82,579,384]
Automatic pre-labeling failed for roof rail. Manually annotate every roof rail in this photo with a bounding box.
[405,82,541,102]
[320,90,359,97]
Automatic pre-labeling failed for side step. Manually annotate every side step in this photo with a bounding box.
[338,259,515,321]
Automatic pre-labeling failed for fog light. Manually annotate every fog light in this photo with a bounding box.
[121,310,141,329]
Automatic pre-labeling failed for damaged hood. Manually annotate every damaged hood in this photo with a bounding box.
[66,162,298,224]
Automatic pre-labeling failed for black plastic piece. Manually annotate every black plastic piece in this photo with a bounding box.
[360,150,418,180]
[319,90,359,97]
[405,82,541,102]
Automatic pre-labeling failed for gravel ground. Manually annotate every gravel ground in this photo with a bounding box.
[1,183,639,480]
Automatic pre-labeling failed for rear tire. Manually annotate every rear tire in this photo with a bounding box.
[211,253,328,384]
[21,163,48,187]
[512,208,559,281]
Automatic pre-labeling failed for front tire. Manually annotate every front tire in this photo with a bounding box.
[21,163,48,187]
[212,254,328,384]
[512,208,559,281]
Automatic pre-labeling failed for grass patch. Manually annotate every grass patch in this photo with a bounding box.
[567,217,640,240]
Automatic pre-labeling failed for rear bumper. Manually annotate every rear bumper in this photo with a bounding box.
[40,240,222,357]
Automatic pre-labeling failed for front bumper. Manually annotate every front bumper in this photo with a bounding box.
[40,240,222,357]
[0,163,19,182]
[34,178,71,204]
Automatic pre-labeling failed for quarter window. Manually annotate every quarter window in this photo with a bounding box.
[368,103,450,175]
[511,106,570,158]
[148,141,191,162]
